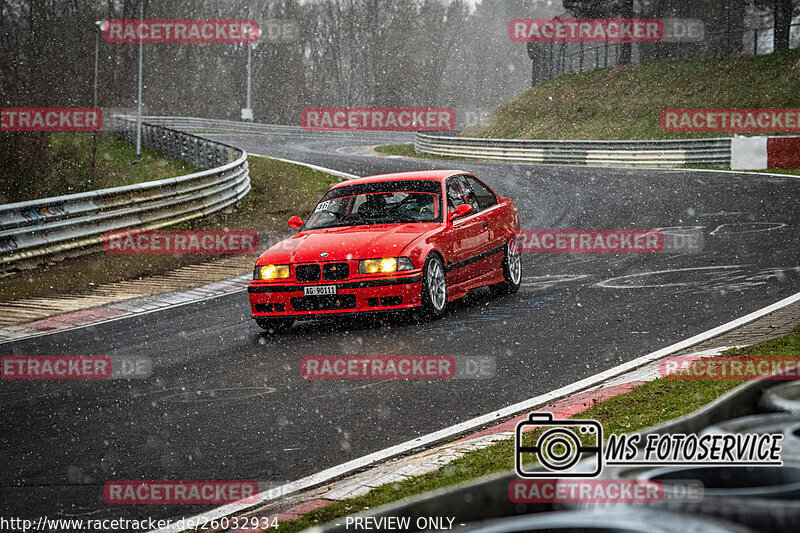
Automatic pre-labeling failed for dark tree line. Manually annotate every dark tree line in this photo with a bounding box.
[3,0,482,123]
[4,0,795,128]
[0,0,540,193]
[565,0,800,62]
[3,0,797,124]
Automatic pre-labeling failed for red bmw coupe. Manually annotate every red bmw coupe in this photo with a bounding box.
[248,170,521,333]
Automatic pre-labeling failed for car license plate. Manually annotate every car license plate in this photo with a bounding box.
[304,285,337,296]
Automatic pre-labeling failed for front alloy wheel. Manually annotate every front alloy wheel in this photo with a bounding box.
[421,254,447,318]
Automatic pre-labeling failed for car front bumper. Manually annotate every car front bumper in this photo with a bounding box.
[247,272,423,319]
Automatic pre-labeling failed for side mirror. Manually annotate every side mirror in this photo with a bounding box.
[448,204,473,220]
[288,216,304,230]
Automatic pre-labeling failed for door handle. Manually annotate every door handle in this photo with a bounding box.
[482,221,488,228]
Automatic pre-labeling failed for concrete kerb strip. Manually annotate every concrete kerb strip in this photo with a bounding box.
[0,274,253,345]
[153,291,800,533]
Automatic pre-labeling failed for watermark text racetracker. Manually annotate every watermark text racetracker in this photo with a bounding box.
[104,480,257,504]
[302,355,495,379]
[1,108,102,132]
[301,107,456,131]
[509,18,704,43]
[660,108,800,133]
[661,356,800,380]
[509,18,663,42]
[517,229,703,254]
[104,230,258,254]
[102,19,259,43]
[514,412,783,479]
[1,355,152,379]
[508,479,704,503]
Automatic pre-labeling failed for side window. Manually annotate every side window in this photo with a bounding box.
[447,176,481,213]
[456,176,480,213]
[466,176,498,211]
[446,177,466,211]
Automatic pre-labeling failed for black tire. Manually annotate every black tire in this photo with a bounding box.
[560,496,800,533]
[702,413,800,462]
[491,236,522,295]
[560,460,800,533]
[420,254,447,319]
[760,381,800,414]
[254,317,294,334]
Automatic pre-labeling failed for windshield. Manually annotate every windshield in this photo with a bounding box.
[304,190,442,230]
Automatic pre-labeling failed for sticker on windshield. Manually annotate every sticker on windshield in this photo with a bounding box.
[315,200,331,212]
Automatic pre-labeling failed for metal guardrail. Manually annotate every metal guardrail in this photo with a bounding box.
[415,132,732,167]
[139,116,416,143]
[114,117,728,169]
[0,117,250,267]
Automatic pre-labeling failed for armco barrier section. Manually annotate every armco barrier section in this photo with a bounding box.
[731,136,800,170]
[138,116,416,143]
[414,132,732,168]
[0,117,250,267]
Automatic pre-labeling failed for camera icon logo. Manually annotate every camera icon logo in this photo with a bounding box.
[515,412,603,478]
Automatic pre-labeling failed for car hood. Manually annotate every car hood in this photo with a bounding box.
[258,223,439,264]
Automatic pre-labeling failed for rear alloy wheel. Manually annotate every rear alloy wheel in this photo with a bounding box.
[420,254,447,319]
[492,236,522,294]
[254,317,294,334]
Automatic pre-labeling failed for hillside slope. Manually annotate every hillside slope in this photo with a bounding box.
[462,48,800,140]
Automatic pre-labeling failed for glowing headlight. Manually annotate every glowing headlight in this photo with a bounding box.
[358,257,414,274]
[258,264,290,280]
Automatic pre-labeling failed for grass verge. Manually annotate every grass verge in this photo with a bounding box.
[272,325,800,531]
[462,48,800,140]
[374,49,800,173]
[0,156,339,301]
[373,144,462,162]
[1,133,198,204]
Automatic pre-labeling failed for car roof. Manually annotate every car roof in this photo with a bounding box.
[330,170,470,189]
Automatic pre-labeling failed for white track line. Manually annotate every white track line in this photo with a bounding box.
[664,167,800,180]
[154,290,800,533]
[250,153,359,180]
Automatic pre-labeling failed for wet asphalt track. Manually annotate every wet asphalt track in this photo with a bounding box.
[1,131,799,525]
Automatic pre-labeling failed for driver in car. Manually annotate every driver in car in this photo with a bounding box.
[358,194,388,217]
